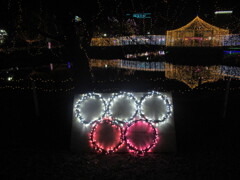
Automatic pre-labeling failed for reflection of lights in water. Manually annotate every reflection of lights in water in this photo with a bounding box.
[125,51,165,59]
[220,66,240,79]
[165,63,222,89]
[89,59,166,72]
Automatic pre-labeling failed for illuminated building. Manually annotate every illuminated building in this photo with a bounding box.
[166,16,229,47]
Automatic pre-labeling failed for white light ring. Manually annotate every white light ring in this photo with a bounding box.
[107,92,139,123]
[74,93,107,124]
[139,91,172,123]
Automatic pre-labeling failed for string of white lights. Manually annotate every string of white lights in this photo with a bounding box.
[106,92,139,124]
[139,91,172,123]
[74,93,107,124]
[74,91,173,125]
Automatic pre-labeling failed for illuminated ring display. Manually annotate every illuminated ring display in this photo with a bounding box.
[124,120,158,155]
[74,93,107,124]
[139,91,172,123]
[107,92,139,123]
[89,118,123,154]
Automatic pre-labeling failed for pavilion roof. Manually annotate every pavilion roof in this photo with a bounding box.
[168,16,229,33]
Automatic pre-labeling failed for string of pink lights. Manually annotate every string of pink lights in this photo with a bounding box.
[89,117,159,155]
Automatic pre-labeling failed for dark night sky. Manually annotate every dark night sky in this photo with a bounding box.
[0,0,239,32]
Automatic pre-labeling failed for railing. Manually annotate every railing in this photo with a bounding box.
[91,34,240,47]
[90,35,166,46]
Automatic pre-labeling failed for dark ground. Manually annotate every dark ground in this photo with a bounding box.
[1,148,239,180]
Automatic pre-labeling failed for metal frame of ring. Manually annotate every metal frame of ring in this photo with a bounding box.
[74,93,107,124]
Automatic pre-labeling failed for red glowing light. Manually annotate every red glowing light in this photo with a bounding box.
[89,118,123,154]
[124,120,158,155]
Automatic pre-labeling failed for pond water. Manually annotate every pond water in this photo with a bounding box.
[88,52,240,93]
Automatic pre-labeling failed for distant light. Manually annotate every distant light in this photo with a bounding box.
[215,11,233,15]
[48,42,51,49]
[75,16,82,22]
[103,33,107,37]
[50,63,53,71]
[105,64,108,68]
[7,76,13,81]
[132,13,151,19]
[67,62,71,69]
[147,32,150,35]
[0,29,8,44]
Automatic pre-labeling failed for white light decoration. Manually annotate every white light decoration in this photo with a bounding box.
[107,92,139,124]
[74,91,172,125]
[0,29,8,45]
[7,76,13,81]
[215,11,233,14]
[74,16,82,22]
[139,91,172,123]
[74,93,107,124]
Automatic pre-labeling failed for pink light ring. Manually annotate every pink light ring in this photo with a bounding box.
[124,119,159,155]
[74,93,107,125]
[89,117,124,154]
[106,92,139,123]
[139,91,172,123]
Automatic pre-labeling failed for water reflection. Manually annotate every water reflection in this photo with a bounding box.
[165,64,221,89]
[125,51,165,59]
[89,59,240,89]
[90,59,165,72]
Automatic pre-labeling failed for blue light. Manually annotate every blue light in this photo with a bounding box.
[132,13,151,19]
[67,62,71,69]
[224,50,240,55]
